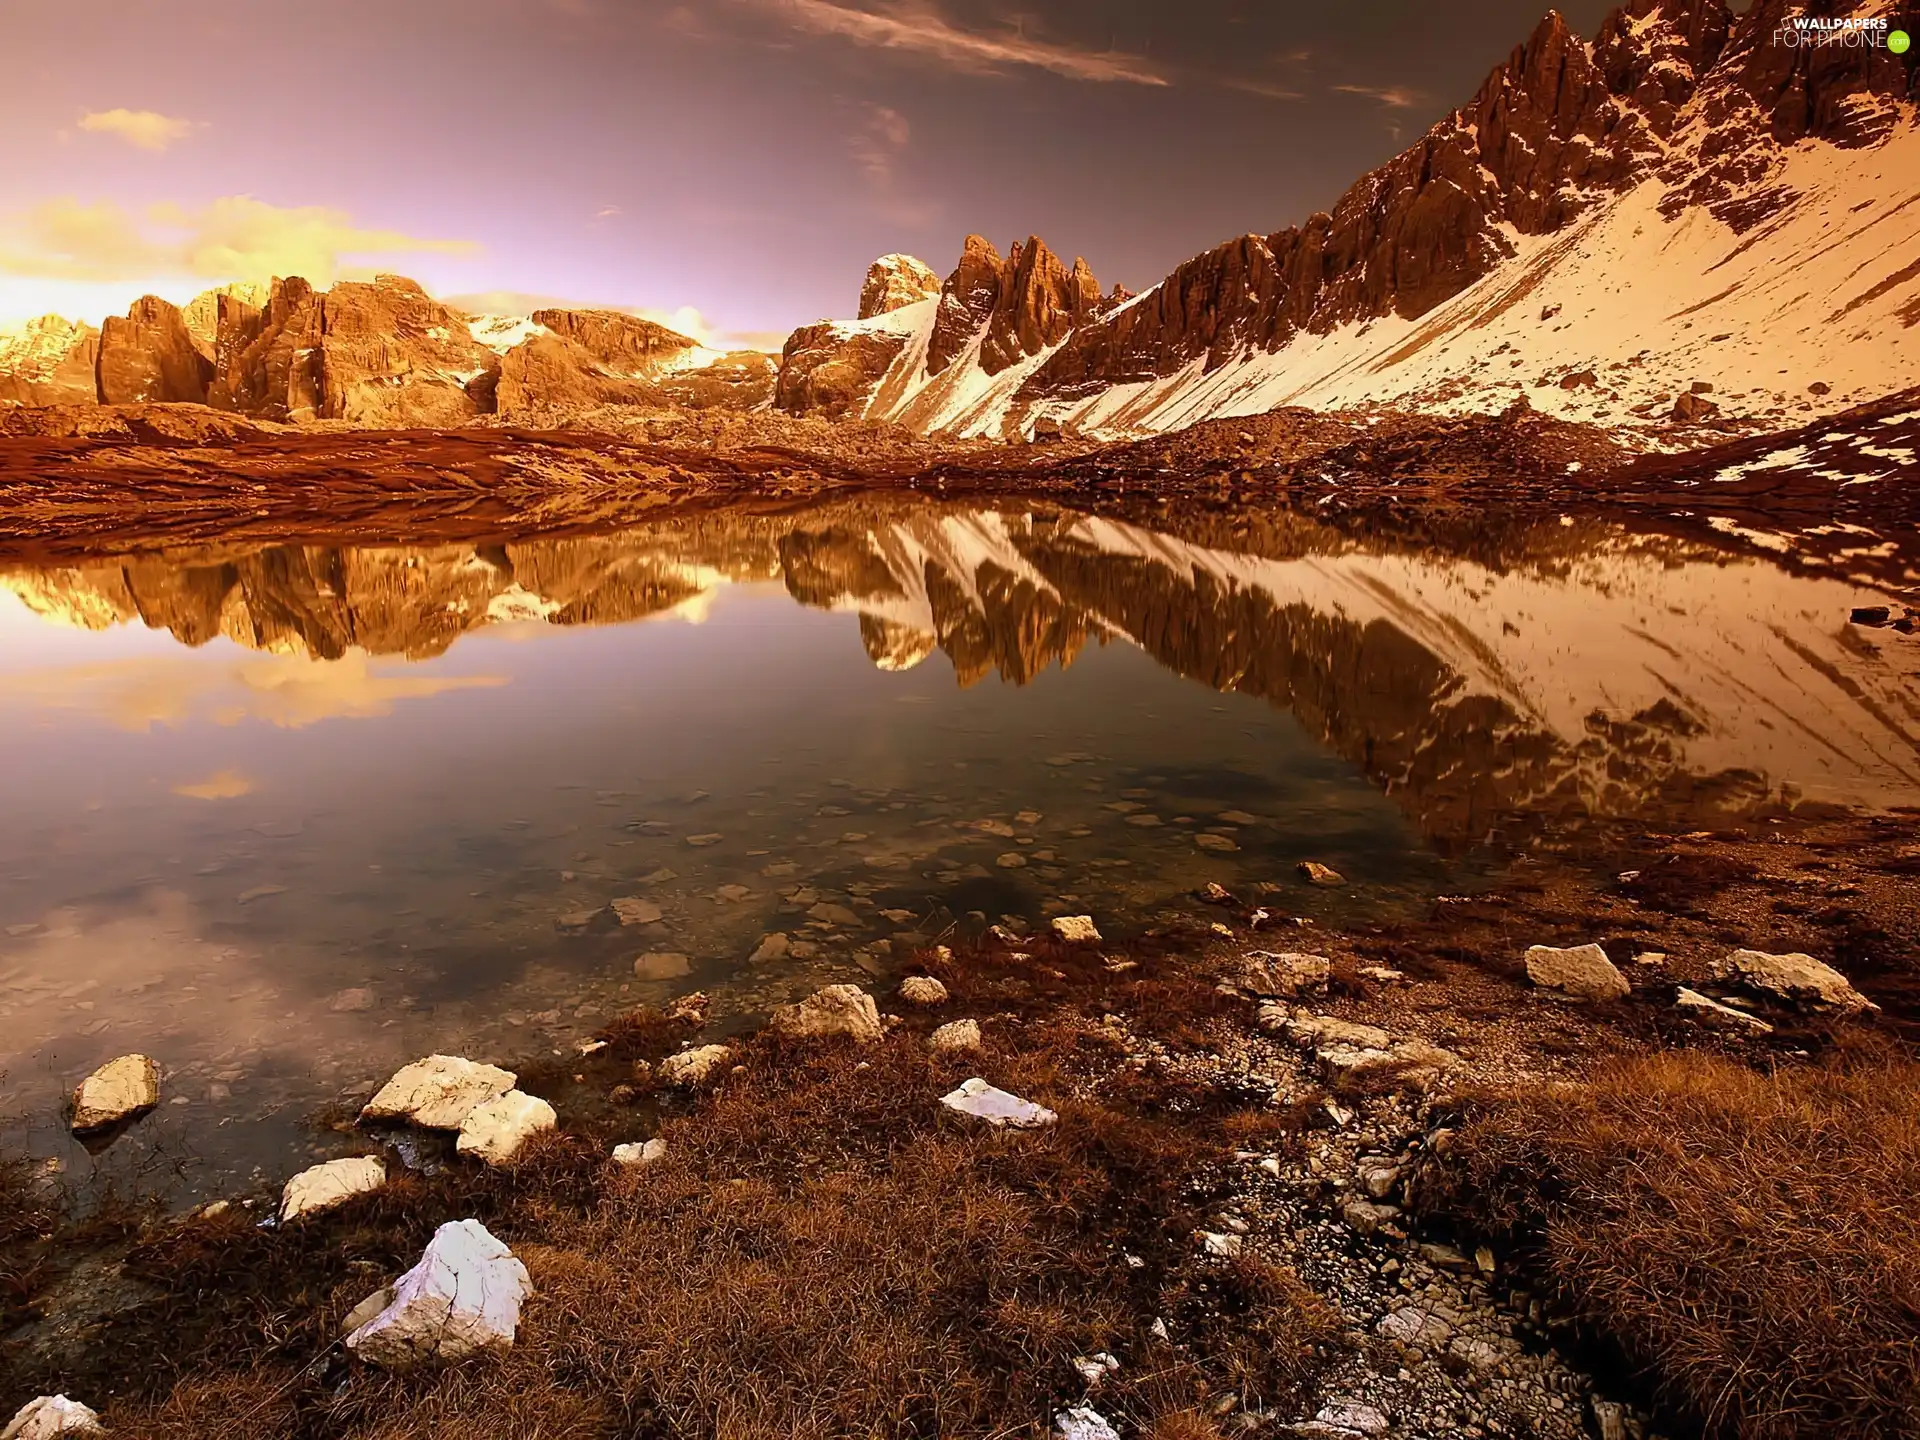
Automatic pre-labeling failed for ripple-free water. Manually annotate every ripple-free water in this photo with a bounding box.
[1,495,1914,1197]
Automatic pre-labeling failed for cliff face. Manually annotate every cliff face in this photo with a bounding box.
[0,317,100,407]
[776,0,1919,438]
[97,297,212,406]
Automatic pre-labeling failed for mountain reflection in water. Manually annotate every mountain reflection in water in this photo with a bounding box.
[7,497,1916,839]
[0,494,1914,1195]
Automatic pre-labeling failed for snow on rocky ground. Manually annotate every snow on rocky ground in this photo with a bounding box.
[858,123,1920,446]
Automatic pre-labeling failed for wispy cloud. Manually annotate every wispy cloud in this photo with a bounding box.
[0,196,477,287]
[1332,83,1422,109]
[850,103,910,187]
[593,204,623,219]
[1222,78,1303,101]
[78,108,200,152]
[766,0,1167,85]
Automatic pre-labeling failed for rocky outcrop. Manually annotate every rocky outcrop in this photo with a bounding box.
[211,274,496,425]
[922,234,1103,377]
[496,309,700,419]
[180,282,270,363]
[775,320,914,417]
[858,254,940,318]
[97,297,211,405]
[0,318,100,406]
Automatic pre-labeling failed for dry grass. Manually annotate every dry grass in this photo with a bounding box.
[15,1006,1337,1440]
[1421,1044,1920,1440]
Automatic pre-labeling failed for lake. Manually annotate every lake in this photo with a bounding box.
[1,492,1915,1197]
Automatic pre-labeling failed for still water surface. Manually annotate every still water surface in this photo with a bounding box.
[1,495,1914,1195]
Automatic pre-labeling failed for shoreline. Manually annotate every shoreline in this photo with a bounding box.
[6,812,1916,1437]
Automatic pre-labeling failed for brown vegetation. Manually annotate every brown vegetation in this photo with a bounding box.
[1420,1044,1920,1440]
[6,997,1338,1439]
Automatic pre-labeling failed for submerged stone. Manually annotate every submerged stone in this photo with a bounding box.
[70,1054,159,1134]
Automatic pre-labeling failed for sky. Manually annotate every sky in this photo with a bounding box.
[1,0,1619,345]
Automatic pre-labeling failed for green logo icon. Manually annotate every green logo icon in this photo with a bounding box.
[1891,28,1912,54]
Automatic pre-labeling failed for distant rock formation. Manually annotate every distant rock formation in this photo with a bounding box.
[0,317,99,407]
[210,274,497,425]
[774,0,1920,437]
[857,255,940,319]
[496,309,701,419]
[97,297,211,405]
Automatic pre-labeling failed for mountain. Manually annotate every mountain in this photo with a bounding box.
[775,0,1919,441]
[0,276,774,426]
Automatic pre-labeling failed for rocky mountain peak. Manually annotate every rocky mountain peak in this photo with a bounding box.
[857,254,940,319]
[0,315,100,407]
[926,234,1008,375]
[97,296,211,406]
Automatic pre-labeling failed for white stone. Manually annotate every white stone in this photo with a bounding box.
[280,1156,385,1222]
[1055,1407,1120,1440]
[897,975,949,1006]
[456,1090,556,1167]
[769,984,882,1043]
[1200,1230,1243,1258]
[929,1018,983,1054]
[612,1137,667,1168]
[1315,1400,1390,1436]
[2,1397,104,1438]
[70,1054,159,1133]
[1525,943,1630,1001]
[1676,986,1774,1032]
[1050,915,1101,944]
[1712,948,1875,1012]
[1071,1352,1120,1386]
[338,1286,393,1339]
[346,1219,532,1370]
[940,1076,1056,1128]
[361,1055,516,1130]
[659,1044,732,1087]
[1232,951,1330,998]
[1376,1305,1453,1345]
[1288,1014,1392,1051]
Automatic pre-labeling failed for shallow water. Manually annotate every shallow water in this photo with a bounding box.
[1,494,1915,1197]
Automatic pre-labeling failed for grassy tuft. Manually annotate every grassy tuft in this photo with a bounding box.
[1419,1043,1920,1440]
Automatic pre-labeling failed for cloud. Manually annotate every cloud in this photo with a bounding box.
[78,108,199,152]
[0,195,478,288]
[1332,83,1422,109]
[173,769,255,800]
[765,0,1167,84]
[1222,78,1303,101]
[593,204,623,219]
[850,103,911,187]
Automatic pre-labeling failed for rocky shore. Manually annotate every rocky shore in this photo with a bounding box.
[4,812,1914,1439]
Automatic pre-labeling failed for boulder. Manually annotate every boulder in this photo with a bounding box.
[929,1018,983,1054]
[1525,943,1629,1001]
[612,1137,667,1167]
[1711,949,1874,1013]
[748,932,791,964]
[898,975,949,1006]
[1675,986,1773,1032]
[1,1397,103,1439]
[1049,915,1102,944]
[659,1043,732,1087]
[361,1055,516,1130]
[280,1156,386,1222]
[345,1219,531,1370]
[1231,950,1331,998]
[768,984,883,1044]
[940,1077,1056,1128]
[1055,1408,1120,1440]
[612,897,664,926]
[1298,861,1345,886]
[70,1054,159,1133]
[456,1090,556,1166]
[858,254,941,318]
